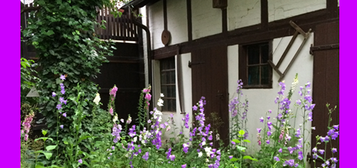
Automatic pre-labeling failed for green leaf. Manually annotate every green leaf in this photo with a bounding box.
[236,146,246,152]
[35,162,45,168]
[232,139,240,144]
[243,139,251,143]
[78,135,91,143]
[35,137,47,142]
[42,151,53,160]
[46,30,54,36]
[63,140,68,145]
[46,145,57,151]
[49,50,55,55]
[230,158,239,162]
[243,155,258,161]
[42,130,48,136]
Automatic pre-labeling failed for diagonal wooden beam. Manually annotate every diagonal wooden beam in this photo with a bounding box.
[269,21,312,82]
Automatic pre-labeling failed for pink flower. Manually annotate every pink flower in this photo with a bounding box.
[22,112,35,141]
[110,85,118,98]
[279,130,284,142]
[24,134,28,141]
[145,93,151,101]
[109,107,113,116]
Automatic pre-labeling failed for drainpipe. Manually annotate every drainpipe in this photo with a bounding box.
[133,20,152,90]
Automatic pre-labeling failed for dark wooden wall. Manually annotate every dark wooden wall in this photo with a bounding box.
[311,21,339,167]
[191,45,229,146]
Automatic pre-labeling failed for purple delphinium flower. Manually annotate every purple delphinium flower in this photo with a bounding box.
[229,97,239,117]
[331,131,339,140]
[183,113,190,129]
[244,132,248,139]
[296,99,301,105]
[52,92,56,97]
[259,117,264,123]
[128,125,136,137]
[257,128,261,133]
[320,137,325,142]
[182,164,187,168]
[333,125,339,130]
[183,143,189,153]
[331,157,338,163]
[169,154,175,161]
[295,129,301,137]
[304,95,312,103]
[60,74,66,80]
[62,113,67,117]
[278,148,282,153]
[325,160,330,166]
[61,89,65,95]
[277,113,282,120]
[60,125,63,129]
[318,149,325,155]
[112,124,122,143]
[208,134,213,141]
[312,147,317,153]
[266,140,270,144]
[280,98,291,112]
[267,131,272,136]
[298,151,303,160]
[306,82,311,88]
[278,82,286,95]
[288,147,294,154]
[142,152,149,161]
[166,148,172,159]
[78,159,82,163]
[328,129,335,136]
[56,104,62,110]
[313,153,318,159]
[274,156,280,161]
[193,105,198,111]
[332,148,337,153]
[267,116,270,120]
[283,159,295,167]
[229,155,233,159]
[308,112,313,121]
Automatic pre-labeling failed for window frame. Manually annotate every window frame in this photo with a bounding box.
[239,41,273,89]
[159,56,176,112]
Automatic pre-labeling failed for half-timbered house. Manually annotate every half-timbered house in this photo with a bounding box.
[120,0,339,165]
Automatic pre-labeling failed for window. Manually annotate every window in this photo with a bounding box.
[160,57,176,111]
[239,42,272,88]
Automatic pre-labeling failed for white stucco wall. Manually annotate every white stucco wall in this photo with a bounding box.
[227,0,261,31]
[167,0,188,45]
[191,0,222,39]
[148,1,165,49]
[228,33,314,154]
[268,0,326,22]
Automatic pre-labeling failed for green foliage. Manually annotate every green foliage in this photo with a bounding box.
[21,0,121,164]
[21,58,40,121]
[230,130,258,168]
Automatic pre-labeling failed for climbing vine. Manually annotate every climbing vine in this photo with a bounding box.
[22,0,121,164]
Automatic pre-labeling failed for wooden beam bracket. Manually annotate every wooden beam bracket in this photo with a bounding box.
[310,43,339,55]
[268,21,312,82]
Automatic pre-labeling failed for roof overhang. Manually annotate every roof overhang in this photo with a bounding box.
[122,0,159,9]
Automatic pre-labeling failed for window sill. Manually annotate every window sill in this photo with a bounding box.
[242,85,272,89]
